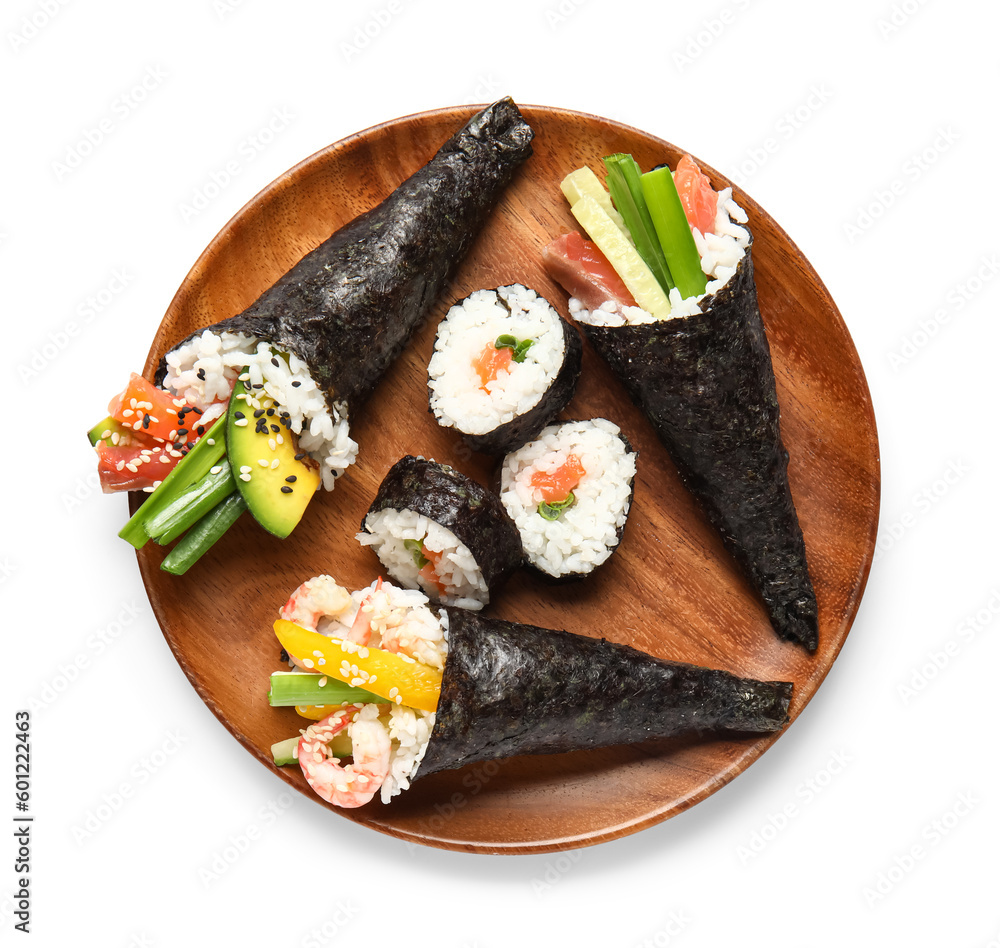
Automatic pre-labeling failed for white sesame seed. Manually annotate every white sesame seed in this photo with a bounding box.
[234,418,248,427]
[302,658,314,669]
[271,459,280,469]
[122,408,134,418]
[239,473,251,482]
[210,465,223,475]
[268,438,276,451]
[318,677,327,687]
[258,458,268,467]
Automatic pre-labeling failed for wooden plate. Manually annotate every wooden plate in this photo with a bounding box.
[136,104,880,854]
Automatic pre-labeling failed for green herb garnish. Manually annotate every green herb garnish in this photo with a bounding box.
[538,492,576,521]
[495,334,535,363]
[404,538,429,568]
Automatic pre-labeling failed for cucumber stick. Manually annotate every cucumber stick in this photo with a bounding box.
[570,195,672,319]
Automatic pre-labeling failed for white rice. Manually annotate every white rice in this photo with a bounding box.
[572,188,751,327]
[357,509,490,610]
[428,284,566,436]
[162,329,359,489]
[500,419,636,578]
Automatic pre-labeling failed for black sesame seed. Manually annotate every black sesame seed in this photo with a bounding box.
[270,424,280,433]
[285,475,297,483]
[280,485,293,493]
[253,409,265,418]
[294,453,306,461]
[266,407,275,416]
[291,380,301,387]
[176,428,188,437]
[196,425,205,435]
[197,368,206,380]
[253,383,264,389]
[192,406,203,415]
[234,411,245,420]
[142,414,151,428]
[271,357,280,367]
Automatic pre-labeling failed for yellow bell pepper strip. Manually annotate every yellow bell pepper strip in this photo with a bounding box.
[273,619,442,713]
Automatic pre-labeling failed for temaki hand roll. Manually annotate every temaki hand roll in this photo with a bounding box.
[269,576,793,808]
[427,284,582,454]
[356,456,523,609]
[545,154,818,651]
[156,99,535,492]
[95,99,534,572]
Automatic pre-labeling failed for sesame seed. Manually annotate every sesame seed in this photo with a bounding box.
[271,357,280,367]
[129,398,137,409]
[389,687,399,699]
[233,411,245,419]
[116,460,125,471]
[268,438,276,451]
[258,459,268,467]
[270,424,280,434]
[110,432,120,445]
[302,658,314,669]
[280,486,292,493]
[234,418,248,427]
[271,459,279,469]
[276,434,284,445]
[207,438,216,445]
[239,465,252,474]
[100,429,112,440]
[210,465,223,475]
[197,368,206,380]
[291,380,301,387]
[122,408,134,417]
[253,409,265,418]
[285,475,297,483]
[239,473,251,482]
[318,677,327,687]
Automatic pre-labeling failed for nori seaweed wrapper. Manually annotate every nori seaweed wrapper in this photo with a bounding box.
[580,248,819,652]
[415,608,792,778]
[362,456,523,600]
[156,98,534,422]
[430,289,583,455]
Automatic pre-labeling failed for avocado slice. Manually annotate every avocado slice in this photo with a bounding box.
[225,374,321,538]
[87,415,131,447]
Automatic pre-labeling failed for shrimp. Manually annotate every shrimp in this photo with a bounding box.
[297,708,391,808]
[279,575,361,669]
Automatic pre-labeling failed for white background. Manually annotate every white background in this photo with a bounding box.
[4,0,999,944]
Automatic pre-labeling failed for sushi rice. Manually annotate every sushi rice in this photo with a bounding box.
[357,509,491,610]
[572,188,751,327]
[162,329,359,490]
[500,419,636,579]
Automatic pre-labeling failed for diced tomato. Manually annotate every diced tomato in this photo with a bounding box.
[473,343,513,391]
[530,454,587,504]
[674,155,717,236]
[107,373,203,446]
[542,231,637,311]
[95,440,185,493]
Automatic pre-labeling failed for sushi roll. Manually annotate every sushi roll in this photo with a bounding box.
[499,419,637,581]
[270,575,794,808]
[356,456,523,610]
[427,284,582,454]
[545,155,818,652]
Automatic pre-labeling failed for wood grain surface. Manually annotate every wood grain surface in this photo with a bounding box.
[134,103,880,854]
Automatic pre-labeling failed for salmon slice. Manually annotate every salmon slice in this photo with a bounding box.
[674,155,717,236]
[543,231,637,311]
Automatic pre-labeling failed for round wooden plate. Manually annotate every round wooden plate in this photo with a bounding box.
[136,104,880,854]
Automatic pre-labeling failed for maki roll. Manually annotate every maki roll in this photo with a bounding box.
[356,456,523,609]
[92,98,534,569]
[427,284,582,454]
[545,154,818,652]
[269,575,794,808]
[498,419,637,581]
